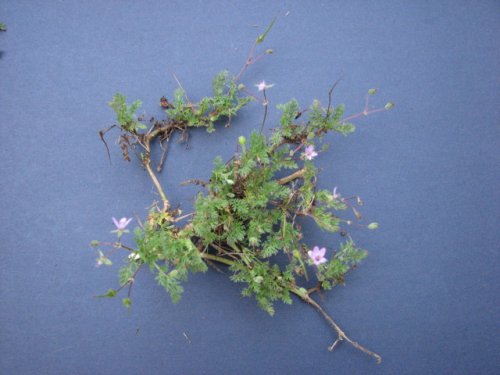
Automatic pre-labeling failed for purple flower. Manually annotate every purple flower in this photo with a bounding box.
[256,80,274,91]
[112,217,132,231]
[308,246,327,266]
[304,145,318,160]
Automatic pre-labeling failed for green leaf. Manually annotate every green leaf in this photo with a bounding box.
[108,94,144,132]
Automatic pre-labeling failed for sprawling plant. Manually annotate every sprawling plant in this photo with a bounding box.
[93,19,393,363]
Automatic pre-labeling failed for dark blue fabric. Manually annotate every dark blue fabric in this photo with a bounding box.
[1,1,499,374]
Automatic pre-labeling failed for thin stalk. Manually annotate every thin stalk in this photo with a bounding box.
[201,253,235,267]
[341,107,387,123]
[197,251,381,363]
[278,167,306,185]
[291,288,382,363]
[144,156,170,211]
[259,90,269,134]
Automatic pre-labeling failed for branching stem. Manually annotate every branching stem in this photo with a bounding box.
[143,154,169,211]
[291,288,382,363]
[196,251,381,363]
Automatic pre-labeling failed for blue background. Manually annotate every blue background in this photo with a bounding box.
[1,1,499,374]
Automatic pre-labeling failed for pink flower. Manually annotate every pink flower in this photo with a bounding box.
[304,145,318,160]
[112,217,132,231]
[308,246,327,266]
[256,80,274,91]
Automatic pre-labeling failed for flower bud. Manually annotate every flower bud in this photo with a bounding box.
[384,102,395,110]
[254,276,264,284]
[122,298,132,308]
[238,136,246,145]
[368,222,379,230]
[368,88,377,95]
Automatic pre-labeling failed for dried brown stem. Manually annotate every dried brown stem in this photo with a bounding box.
[277,168,306,185]
[326,78,342,118]
[292,289,382,363]
[196,249,381,364]
[157,137,171,172]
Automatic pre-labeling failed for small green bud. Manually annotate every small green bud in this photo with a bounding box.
[238,136,246,145]
[384,102,395,110]
[368,88,377,95]
[265,49,274,54]
[97,288,117,298]
[254,276,264,284]
[90,240,100,247]
[210,116,217,122]
[122,297,132,308]
[368,222,379,230]
[237,83,245,90]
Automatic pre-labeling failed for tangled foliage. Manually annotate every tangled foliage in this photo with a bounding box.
[93,19,392,363]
